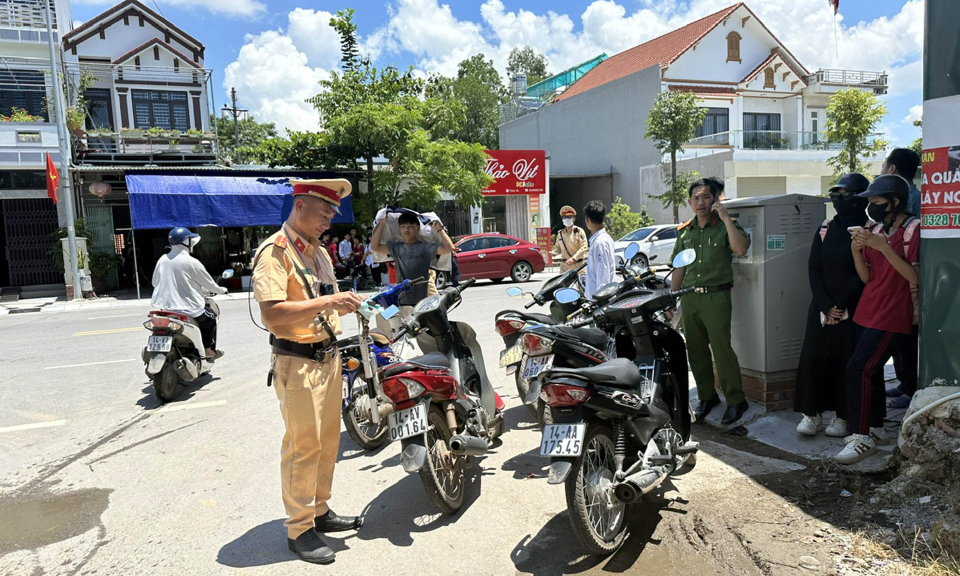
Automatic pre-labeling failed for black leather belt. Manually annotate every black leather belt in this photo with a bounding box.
[693,282,734,294]
[271,335,338,363]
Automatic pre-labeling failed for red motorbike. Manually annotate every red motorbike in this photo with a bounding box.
[378,277,506,513]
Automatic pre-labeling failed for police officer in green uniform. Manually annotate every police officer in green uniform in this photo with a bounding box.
[671,177,751,426]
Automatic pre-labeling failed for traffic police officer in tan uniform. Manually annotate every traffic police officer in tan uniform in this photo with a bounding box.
[253,178,364,564]
[553,205,588,272]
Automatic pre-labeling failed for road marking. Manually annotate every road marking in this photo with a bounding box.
[88,313,144,320]
[74,327,142,336]
[159,400,227,413]
[44,359,137,370]
[0,420,69,434]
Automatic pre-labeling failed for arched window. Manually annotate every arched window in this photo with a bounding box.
[764,67,776,88]
[726,32,741,63]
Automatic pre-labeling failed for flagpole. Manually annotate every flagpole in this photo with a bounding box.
[44,0,81,301]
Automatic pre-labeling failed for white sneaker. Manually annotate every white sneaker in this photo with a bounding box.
[825,417,848,437]
[870,427,890,446]
[796,414,821,436]
[836,434,876,464]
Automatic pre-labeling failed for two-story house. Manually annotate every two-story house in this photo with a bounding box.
[499,2,888,227]
[0,0,72,298]
[59,0,218,292]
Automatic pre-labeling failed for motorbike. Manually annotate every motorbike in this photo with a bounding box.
[377,277,506,514]
[533,248,699,556]
[142,269,234,402]
[337,279,420,451]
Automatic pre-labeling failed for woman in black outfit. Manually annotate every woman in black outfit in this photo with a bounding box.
[794,173,870,437]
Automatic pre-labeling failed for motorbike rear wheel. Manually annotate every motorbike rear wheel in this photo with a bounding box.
[342,376,388,450]
[565,424,628,556]
[153,363,181,402]
[419,406,465,514]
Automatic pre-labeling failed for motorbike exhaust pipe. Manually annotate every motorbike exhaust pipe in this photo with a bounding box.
[448,435,488,456]
[174,358,199,381]
[614,469,667,503]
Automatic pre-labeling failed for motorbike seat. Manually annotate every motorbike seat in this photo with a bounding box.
[540,358,640,390]
[544,325,609,350]
[337,330,391,350]
[496,310,556,325]
[380,351,450,379]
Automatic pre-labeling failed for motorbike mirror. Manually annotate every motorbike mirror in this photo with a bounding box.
[672,248,697,268]
[506,287,523,297]
[380,305,400,320]
[221,269,235,279]
[555,288,580,304]
[623,242,640,260]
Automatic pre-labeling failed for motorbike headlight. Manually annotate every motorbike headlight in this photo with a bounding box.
[414,295,440,314]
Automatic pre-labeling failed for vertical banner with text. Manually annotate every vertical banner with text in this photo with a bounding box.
[921,145,960,238]
[536,227,553,266]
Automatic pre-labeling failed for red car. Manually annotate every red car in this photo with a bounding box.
[452,233,546,283]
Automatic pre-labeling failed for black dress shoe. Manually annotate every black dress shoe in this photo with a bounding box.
[287,529,335,564]
[315,510,362,533]
[720,401,749,426]
[694,396,721,421]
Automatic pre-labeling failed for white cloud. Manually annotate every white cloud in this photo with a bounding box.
[227,0,923,137]
[72,0,265,18]
[905,104,922,124]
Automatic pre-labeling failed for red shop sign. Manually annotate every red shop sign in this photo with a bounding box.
[482,150,546,196]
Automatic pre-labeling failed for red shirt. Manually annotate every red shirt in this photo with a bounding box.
[327,243,338,262]
[853,223,919,334]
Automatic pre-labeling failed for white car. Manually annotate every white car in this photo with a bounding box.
[613,224,679,268]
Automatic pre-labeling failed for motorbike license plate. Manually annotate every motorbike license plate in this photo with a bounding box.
[147,335,172,353]
[522,354,554,379]
[387,403,428,442]
[499,344,523,367]
[540,423,586,457]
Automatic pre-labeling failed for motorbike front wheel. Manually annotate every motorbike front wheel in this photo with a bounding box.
[565,424,628,556]
[342,376,388,450]
[153,363,181,402]
[419,406,465,514]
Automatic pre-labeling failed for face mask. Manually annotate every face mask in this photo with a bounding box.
[866,202,890,223]
[562,218,574,227]
[831,194,861,216]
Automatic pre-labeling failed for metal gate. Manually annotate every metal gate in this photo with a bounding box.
[2,198,61,286]
[84,204,119,290]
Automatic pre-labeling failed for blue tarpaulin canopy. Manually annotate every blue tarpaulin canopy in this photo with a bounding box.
[125,173,354,230]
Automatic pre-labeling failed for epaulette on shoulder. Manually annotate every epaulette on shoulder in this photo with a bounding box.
[273,235,288,249]
[677,219,694,231]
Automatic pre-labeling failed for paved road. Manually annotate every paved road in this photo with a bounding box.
[0,276,823,576]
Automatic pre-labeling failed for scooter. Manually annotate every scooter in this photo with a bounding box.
[533,248,699,556]
[377,278,506,514]
[142,269,233,402]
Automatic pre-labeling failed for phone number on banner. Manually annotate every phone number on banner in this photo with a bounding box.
[922,213,960,227]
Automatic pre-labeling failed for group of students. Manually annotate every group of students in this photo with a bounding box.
[794,148,922,465]
[321,226,381,286]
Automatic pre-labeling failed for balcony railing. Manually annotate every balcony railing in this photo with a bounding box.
[687,130,885,151]
[806,69,888,94]
[77,130,218,164]
[0,0,57,30]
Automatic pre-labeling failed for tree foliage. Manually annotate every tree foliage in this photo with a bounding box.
[824,88,888,177]
[908,117,922,157]
[652,170,700,223]
[426,55,507,149]
[330,9,360,71]
[644,90,706,223]
[506,46,550,86]
[606,197,654,241]
[212,114,277,164]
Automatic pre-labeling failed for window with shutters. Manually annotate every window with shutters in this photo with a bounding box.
[131,90,189,131]
[726,32,741,63]
[764,67,776,89]
[0,70,47,120]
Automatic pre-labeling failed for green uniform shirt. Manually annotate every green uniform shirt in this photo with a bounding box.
[671,214,750,288]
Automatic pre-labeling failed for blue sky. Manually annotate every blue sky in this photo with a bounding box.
[71,0,923,145]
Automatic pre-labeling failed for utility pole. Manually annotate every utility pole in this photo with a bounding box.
[44,0,81,300]
[220,87,248,164]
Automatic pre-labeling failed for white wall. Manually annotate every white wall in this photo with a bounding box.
[70,20,200,65]
[667,9,779,84]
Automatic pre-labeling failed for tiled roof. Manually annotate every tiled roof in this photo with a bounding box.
[63,0,204,50]
[554,3,743,102]
[740,51,807,87]
[668,84,738,98]
[112,37,202,69]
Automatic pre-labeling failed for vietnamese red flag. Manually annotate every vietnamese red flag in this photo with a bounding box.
[46,152,58,204]
[828,0,839,14]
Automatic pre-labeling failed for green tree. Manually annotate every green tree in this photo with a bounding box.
[824,88,888,177]
[908,117,922,157]
[653,170,700,224]
[212,114,278,164]
[330,8,360,71]
[644,90,706,223]
[606,197,654,241]
[506,46,550,86]
[426,55,507,149]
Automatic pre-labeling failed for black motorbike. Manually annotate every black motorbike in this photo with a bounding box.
[534,248,700,556]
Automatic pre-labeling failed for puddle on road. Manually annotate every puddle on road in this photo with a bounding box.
[0,487,111,555]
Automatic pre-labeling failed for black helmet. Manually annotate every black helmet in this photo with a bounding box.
[168,226,198,247]
[858,174,910,202]
[829,172,870,194]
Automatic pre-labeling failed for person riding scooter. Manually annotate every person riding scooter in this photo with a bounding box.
[151,227,228,359]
